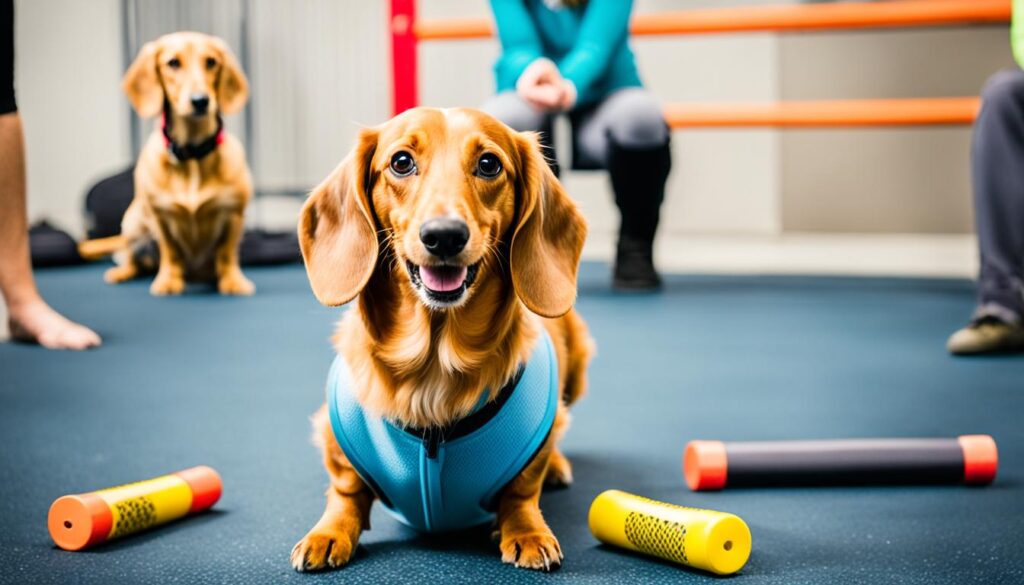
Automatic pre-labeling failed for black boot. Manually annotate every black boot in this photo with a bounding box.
[606,139,671,290]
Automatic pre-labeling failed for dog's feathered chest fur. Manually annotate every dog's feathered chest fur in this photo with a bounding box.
[327,329,559,532]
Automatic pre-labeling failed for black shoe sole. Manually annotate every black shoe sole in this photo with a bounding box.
[612,276,663,291]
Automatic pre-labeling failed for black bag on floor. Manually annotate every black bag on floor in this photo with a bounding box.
[84,166,134,239]
[239,228,302,266]
[29,221,83,267]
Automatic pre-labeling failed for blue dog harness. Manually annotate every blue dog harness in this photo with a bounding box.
[327,330,559,533]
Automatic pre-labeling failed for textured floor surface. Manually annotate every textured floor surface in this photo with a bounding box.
[1,263,1021,584]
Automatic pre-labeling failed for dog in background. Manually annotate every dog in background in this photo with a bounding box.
[292,107,593,572]
[91,32,254,296]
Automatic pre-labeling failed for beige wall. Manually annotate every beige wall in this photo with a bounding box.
[779,26,1015,234]
[14,0,131,237]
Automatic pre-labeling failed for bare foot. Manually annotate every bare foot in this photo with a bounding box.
[7,300,101,350]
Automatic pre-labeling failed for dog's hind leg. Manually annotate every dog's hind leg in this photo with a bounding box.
[103,200,146,284]
[544,406,573,487]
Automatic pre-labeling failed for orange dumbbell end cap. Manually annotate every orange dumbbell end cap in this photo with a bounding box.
[958,435,998,485]
[175,466,223,513]
[684,440,728,491]
[48,493,112,551]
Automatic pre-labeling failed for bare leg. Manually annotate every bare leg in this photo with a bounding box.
[0,113,100,349]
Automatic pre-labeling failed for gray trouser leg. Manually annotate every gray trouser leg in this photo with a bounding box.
[481,91,557,174]
[481,91,551,132]
[574,87,669,167]
[972,69,1024,321]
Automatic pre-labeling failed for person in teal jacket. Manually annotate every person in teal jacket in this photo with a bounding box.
[483,0,670,290]
[947,0,1024,354]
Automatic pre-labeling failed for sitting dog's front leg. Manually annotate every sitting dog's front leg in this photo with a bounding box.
[496,437,563,571]
[150,219,187,296]
[292,407,373,572]
[214,213,254,295]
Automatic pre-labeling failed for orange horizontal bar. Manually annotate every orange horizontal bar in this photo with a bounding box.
[663,97,980,128]
[415,0,1009,40]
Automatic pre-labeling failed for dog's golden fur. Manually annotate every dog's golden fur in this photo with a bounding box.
[105,32,254,296]
[293,107,593,572]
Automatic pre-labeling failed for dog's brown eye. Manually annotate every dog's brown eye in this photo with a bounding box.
[167,57,181,69]
[205,57,217,70]
[476,153,502,178]
[390,151,416,177]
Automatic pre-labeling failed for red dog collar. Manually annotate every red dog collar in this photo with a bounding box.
[160,111,224,161]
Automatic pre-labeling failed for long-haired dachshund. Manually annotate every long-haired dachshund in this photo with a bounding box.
[292,107,593,572]
[101,32,253,296]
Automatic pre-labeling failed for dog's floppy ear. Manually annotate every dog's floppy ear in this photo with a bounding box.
[211,38,248,115]
[299,128,380,306]
[510,132,587,318]
[122,41,164,118]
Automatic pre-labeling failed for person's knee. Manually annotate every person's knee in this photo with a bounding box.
[605,90,668,148]
[981,70,1024,114]
[481,93,548,133]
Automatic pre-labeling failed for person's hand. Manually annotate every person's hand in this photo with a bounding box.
[516,58,561,93]
[516,59,577,112]
[519,82,565,111]
[520,78,577,112]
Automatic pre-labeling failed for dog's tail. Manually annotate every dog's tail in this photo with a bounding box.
[78,235,129,261]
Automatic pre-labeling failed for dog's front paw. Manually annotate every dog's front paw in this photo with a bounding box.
[218,272,255,296]
[150,274,185,296]
[500,532,563,572]
[291,529,355,572]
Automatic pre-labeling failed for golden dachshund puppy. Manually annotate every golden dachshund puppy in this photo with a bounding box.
[292,107,593,572]
[105,32,254,296]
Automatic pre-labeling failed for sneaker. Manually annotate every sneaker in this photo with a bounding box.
[946,315,1024,355]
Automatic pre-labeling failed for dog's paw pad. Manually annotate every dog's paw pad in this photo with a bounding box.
[500,532,563,572]
[291,530,354,572]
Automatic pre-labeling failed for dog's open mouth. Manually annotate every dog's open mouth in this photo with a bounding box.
[406,261,480,306]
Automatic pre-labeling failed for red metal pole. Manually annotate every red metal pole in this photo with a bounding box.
[390,0,418,116]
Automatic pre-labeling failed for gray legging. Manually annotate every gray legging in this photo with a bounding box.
[481,87,668,168]
[971,68,1024,321]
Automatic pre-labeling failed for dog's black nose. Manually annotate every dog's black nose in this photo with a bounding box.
[190,93,210,114]
[420,218,469,259]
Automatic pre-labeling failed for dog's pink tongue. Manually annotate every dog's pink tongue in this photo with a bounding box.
[420,265,468,292]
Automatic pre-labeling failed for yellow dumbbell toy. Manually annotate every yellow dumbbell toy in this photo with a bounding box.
[588,489,751,575]
[48,466,222,551]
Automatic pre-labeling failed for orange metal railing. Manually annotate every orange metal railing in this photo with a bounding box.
[414,0,1009,40]
[394,0,1009,126]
